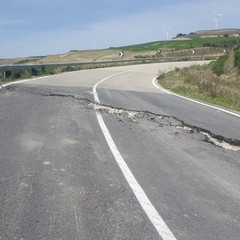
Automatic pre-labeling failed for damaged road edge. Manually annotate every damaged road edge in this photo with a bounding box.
[2,85,240,151]
[94,104,240,152]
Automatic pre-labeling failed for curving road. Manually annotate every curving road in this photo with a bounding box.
[0,61,240,240]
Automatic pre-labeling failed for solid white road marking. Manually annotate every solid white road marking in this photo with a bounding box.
[0,76,50,90]
[93,72,126,103]
[93,73,178,240]
[152,76,172,94]
[152,76,240,118]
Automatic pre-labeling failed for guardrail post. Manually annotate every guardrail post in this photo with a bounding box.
[3,71,6,79]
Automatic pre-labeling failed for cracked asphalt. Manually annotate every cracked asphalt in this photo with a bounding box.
[0,62,240,240]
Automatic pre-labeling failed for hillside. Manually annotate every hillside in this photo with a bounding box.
[195,28,240,38]
[1,29,240,65]
[157,44,240,112]
[174,28,240,39]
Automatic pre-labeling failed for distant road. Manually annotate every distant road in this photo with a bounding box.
[0,61,239,240]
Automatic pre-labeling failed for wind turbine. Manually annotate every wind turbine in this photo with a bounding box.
[66,44,70,52]
[92,42,100,49]
[163,28,171,40]
[213,10,224,29]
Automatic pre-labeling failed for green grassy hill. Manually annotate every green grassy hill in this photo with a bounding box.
[1,29,240,65]
[112,36,240,51]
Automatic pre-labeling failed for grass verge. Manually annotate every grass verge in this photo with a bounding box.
[157,64,240,112]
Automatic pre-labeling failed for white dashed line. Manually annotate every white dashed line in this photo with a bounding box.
[93,72,178,240]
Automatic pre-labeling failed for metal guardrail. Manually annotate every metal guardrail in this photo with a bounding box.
[0,56,217,75]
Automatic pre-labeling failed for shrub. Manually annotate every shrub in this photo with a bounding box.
[158,70,166,80]
[13,72,21,79]
[65,66,75,71]
[45,68,55,75]
[31,68,39,76]
[234,47,240,70]
[198,71,219,97]
[212,54,228,75]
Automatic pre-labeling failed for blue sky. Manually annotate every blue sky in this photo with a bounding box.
[0,0,239,58]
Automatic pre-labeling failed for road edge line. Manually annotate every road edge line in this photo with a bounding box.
[152,76,240,118]
[93,72,178,240]
[0,76,51,90]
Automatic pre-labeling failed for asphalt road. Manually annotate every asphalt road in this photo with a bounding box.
[0,62,239,240]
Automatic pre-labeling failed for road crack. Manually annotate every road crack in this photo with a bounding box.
[92,103,240,151]
[2,85,240,151]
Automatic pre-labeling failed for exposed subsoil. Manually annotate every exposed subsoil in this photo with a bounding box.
[1,85,240,151]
